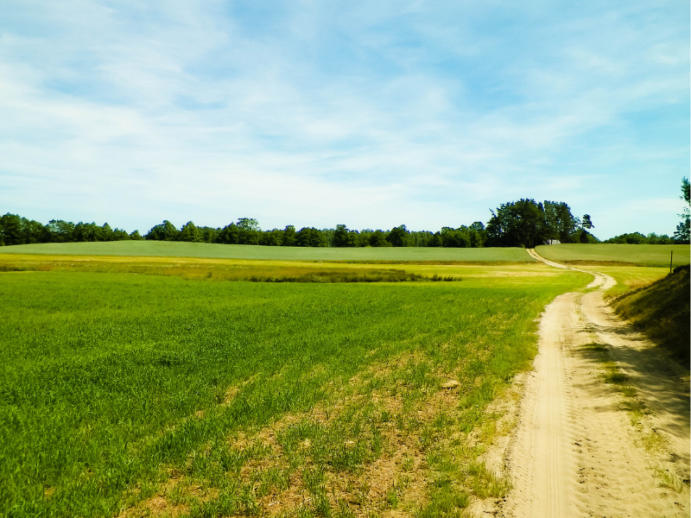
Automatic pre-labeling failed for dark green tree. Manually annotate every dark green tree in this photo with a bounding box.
[543,201,579,242]
[674,177,690,243]
[333,224,359,247]
[178,221,203,242]
[296,227,327,247]
[237,218,260,232]
[201,227,218,243]
[369,230,391,247]
[113,228,130,240]
[145,220,180,241]
[260,229,283,246]
[387,225,410,247]
[47,220,75,242]
[440,227,470,248]
[216,223,240,244]
[282,225,297,247]
[425,232,442,247]
[0,214,22,245]
[487,199,583,247]
[234,218,260,244]
[486,199,546,247]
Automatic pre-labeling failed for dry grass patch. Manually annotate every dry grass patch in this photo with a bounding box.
[126,365,517,518]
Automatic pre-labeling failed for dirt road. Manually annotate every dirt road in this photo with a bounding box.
[496,249,689,517]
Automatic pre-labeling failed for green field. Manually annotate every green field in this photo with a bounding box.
[0,241,534,262]
[535,243,689,267]
[0,264,589,517]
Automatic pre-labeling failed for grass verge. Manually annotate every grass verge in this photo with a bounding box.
[612,265,690,367]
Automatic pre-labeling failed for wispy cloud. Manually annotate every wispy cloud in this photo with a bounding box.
[0,0,688,237]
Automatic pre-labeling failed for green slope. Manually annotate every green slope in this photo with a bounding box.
[0,240,534,262]
[612,265,690,366]
[535,243,689,267]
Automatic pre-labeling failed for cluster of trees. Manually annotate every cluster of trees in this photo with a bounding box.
[604,232,676,245]
[485,199,596,247]
[0,204,587,249]
[0,213,493,249]
[675,177,690,244]
[145,218,332,247]
[3,179,688,248]
[142,219,490,248]
[0,213,143,247]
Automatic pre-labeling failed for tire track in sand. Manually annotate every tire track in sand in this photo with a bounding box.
[495,249,689,518]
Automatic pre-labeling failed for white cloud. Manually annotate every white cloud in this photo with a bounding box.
[0,0,688,237]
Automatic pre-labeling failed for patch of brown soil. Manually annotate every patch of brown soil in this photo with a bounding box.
[116,474,197,518]
[118,349,509,517]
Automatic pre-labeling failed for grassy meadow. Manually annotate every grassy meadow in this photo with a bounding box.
[535,243,690,267]
[0,251,589,518]
[0,241,535,262]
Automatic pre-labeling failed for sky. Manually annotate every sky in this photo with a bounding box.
[0,0,688,239]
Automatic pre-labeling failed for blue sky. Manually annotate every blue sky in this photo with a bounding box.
[1,0,688,239]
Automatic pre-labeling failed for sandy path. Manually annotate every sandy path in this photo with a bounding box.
[496,249,689,517]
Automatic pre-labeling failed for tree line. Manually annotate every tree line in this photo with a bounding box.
[603,232,676,245]
[143,204,599,248]
[0,214,144,247]
[142,218,491,248]
[2,185,688,248]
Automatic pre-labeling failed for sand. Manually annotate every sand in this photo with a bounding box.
[494,249,689,517]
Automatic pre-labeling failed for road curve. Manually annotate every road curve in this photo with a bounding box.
[496,248,689,517]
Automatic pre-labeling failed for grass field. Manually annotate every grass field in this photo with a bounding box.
[0,262,589,517]
[535,243,689,267]
[0,241,534,262]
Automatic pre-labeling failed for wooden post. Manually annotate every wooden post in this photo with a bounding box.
[670,250,673,274]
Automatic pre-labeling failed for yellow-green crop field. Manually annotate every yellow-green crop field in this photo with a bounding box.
[0,247,639,518]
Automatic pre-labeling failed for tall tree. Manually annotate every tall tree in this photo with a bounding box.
[369,230,391,247]
[47,220,75,242]
[237,218,260,232]
[145,220,180,241]
[387,225,410,247]
[579,214,595,243]
[296,227,327,247]
[282,225,297,247]
[333,224,359,247]
[582,214,594,230]
[674,177,690,243]
[216,223,240,244]
[486,199,546,247]
[178,221,203,242]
